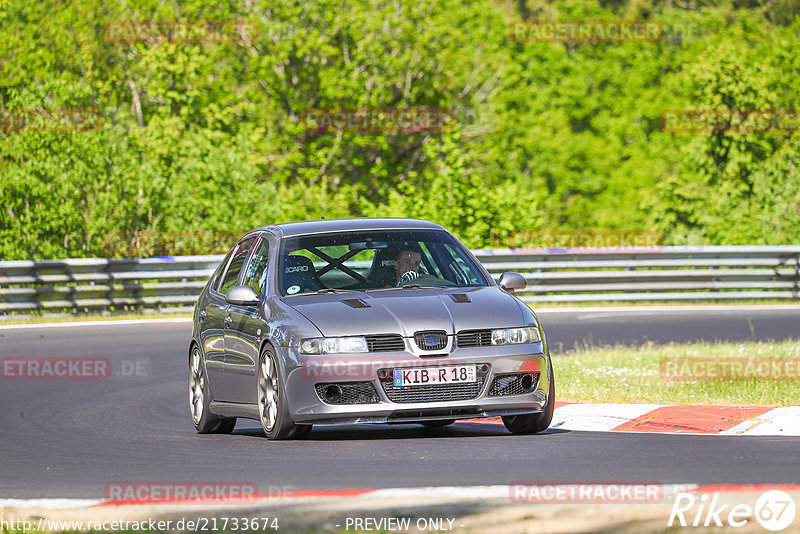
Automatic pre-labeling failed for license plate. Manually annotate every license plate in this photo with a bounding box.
[393,365,476,387]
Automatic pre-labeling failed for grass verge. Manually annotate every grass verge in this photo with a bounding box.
[556,340,800,406]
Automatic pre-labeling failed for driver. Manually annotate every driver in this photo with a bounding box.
[393,248,422,286]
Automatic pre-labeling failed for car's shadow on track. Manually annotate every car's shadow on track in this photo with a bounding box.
[231,422,569,441]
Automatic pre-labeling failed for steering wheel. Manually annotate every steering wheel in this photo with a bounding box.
[396,272,456,287]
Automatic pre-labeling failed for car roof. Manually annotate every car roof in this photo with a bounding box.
[255,218,445,238]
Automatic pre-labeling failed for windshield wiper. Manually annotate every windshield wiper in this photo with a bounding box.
[315,288,358,294]
[400,284,442,290]
[364,284,442,292]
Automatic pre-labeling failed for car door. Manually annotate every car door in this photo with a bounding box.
[212,235,257,402]
[198,248,235,398]
[224,235,271,404]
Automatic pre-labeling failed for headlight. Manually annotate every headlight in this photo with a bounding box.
[299,336,369,354]
[491,326,541,345]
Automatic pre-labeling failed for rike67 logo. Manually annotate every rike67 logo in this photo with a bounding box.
[669,490,796,531]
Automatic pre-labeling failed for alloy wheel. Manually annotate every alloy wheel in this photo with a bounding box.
[189,347,205,424]
[258,355,278,431]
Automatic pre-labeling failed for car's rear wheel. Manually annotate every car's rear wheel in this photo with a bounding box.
[189,345,236,433]
[421,419,455,428]
[502,363,555,435]
[258,344,311,440]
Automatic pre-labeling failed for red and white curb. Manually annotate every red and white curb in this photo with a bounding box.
[460,403,800,435]
[532,402,800,436]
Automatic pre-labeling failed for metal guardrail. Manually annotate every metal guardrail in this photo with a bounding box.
[0,256,220,317]
[1,246,799,318]
[474,246,800,303]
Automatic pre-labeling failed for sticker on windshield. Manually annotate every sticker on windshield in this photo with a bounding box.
[287,285,301,294]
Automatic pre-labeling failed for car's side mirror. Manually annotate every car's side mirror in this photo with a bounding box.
[498,272,527,293]
[225,285,260,306]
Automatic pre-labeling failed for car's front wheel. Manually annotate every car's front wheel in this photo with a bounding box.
[189,345,236,434]
[257,345,311,440]
[502,364,555,435]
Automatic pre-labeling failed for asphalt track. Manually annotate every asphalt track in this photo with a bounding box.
[1,307,798,499]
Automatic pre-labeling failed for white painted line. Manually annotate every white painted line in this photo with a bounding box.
[723,407,800,436]
[551,403,667,432]
[371,486,510,499]
[722,408,780,435]
[0,318,193,330]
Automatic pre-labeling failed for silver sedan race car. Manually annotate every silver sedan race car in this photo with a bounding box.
[188,218,555,439]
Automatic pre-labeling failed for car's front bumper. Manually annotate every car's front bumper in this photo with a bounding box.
[282,344,551,425]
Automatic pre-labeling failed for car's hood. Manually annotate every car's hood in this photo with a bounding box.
[282,287,527,337]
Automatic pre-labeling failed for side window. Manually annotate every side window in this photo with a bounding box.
[210,247,235,290]
[242,238,270,294]
[218,236,257,295]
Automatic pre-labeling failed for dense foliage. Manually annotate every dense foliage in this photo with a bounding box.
[1,0,798,259]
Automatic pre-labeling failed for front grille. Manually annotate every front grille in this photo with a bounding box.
[365,334,405,352]
[380,375,488,403]
[457,329,492,348]
[314,382,379,404]
[488,372,540,397]
[414,330,448,351]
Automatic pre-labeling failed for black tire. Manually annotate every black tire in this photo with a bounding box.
[257,344,312,440]
[421,419,455,428]
[189,344,237,434]
[292,424,313,439]
[502,359,555,435]
[215,418,237,433]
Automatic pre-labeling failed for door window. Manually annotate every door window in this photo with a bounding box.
[241,238,270,294]
[217,236,257,295]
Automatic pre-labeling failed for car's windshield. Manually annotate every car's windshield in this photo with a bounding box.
[277,229,490,296]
